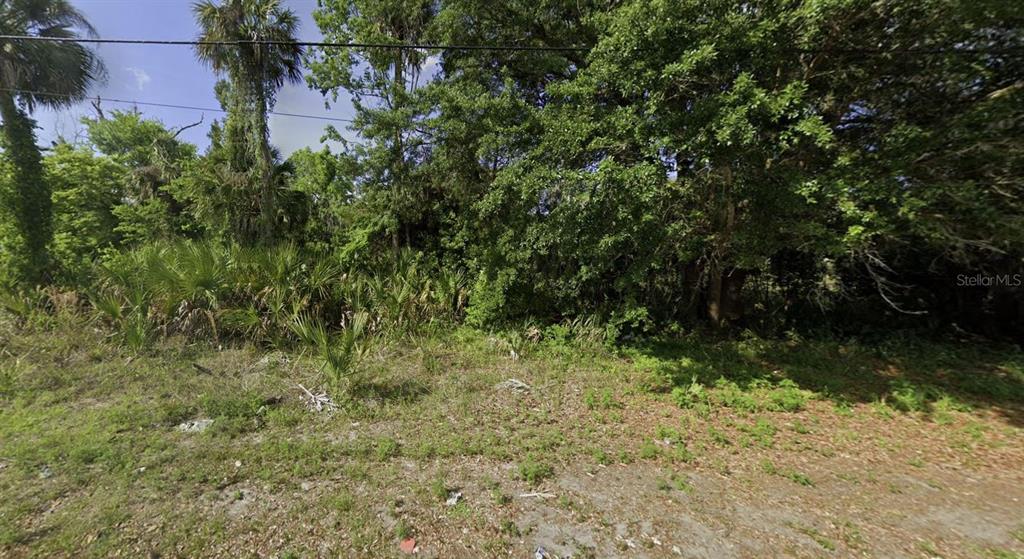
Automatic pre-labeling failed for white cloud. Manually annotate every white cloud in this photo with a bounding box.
[125,67,151,91]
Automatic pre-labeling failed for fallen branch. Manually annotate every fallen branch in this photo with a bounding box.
[298,383,337,412]
[862,250,928,315]
[518,492,556,499]
[192,363,213,375]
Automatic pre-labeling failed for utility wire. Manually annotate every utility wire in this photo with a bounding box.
[1,34,1023,56]
[0,34,588,52]
[0,87,356,124]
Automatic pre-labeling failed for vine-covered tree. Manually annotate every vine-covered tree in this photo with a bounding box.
[0,0,1018,339]
[193,0,303,243]
[0,0,105,285]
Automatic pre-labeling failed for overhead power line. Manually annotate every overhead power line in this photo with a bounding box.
[0,34,588,52]
[0,87,356,124]
[1,34,1023,57]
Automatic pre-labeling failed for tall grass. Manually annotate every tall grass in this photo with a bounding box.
[0,287,89,334]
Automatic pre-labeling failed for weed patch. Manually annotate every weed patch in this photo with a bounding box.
[672,377,812,414]
[738,418,777,448]
[518,454,554,485]
[761,459,814,487]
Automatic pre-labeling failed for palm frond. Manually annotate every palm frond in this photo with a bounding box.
[0,0,105,111]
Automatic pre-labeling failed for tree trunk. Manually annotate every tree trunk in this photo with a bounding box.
[0,92,51,285]
[721,268,747,323]
[681,260,702,322]
[391,49,405,255]
[707,167,735,329]
[707,261,724,328]
[254,84,276,244]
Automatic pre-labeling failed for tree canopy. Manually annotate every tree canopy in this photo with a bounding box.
[1,0,1021,339]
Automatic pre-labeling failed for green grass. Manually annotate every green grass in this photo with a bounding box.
[658,472,694,494]
[429,477,449,502]
[1,315,1022,556]
[738,418,777,448]
[786,470,815,487]
[672,376,812,414]
[634,334,1024,412]
[988,549,1024,559]
[761,460,814,487]
[639,440,660,459]
[517,454,554,485]
[584,387,622,410]
[708,426,731,446]
[793,524,835,551]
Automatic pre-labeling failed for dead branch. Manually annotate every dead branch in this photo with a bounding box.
[192,363,214,375]
[171,114,204,139]
[91,96,104,120]
[863,250,928,315]
[298,383,337,412]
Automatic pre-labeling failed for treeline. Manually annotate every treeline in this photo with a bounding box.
[1,0,1022,341]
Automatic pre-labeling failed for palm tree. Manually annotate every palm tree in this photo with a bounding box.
[0,0,105,285]
[193,0,302,243]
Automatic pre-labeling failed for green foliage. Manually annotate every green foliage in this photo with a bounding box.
[672,377,710,410]
[0,97,50,287]
[85,110,196,169]
[0,355,24,399]
[0,160,17,288]
[291,311,369,397]
[83,110,199,244]
[77,239,464,359]
[193,0,304,242]
[0,289,40,325]
[761,459,814,487]
[0,0,105,286]
[737,418,777,448]
[308,0,449,260]
[2,0,1022,372]
[286,147,356,249]
[517,454,554,485]
[673,376,812,414]
[584,387,621,411]
[46,145,126,283]
[638,440,660,460]
[339,250,468,333]
[888,381,930,413]
[765,380,812,413]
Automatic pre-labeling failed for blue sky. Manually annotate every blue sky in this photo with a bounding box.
[34,0,357,155]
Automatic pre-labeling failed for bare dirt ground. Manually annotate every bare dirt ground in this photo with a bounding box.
[529,453,1023,558]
